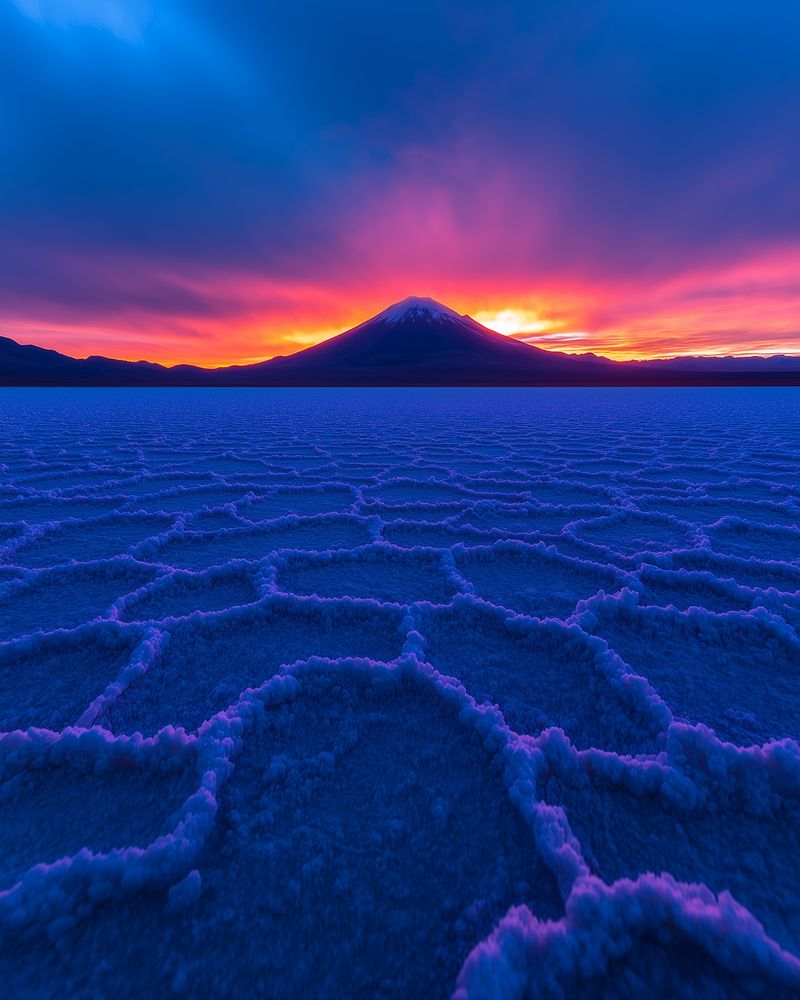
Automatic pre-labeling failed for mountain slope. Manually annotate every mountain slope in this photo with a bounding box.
[211,297,612,385]
[0,336,206,386]
[2,296,800,385]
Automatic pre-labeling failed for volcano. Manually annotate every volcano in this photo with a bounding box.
[232,296,611,386]
[3,295,800,385]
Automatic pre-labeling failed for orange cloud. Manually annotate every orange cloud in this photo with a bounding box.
[3,244,800,366]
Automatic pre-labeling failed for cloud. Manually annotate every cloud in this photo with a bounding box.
[1,1,799,362]
[10,0,153,39]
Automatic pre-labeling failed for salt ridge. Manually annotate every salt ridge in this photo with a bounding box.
[0,388,799,995]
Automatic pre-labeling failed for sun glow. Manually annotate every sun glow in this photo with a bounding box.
[473,308,554,337]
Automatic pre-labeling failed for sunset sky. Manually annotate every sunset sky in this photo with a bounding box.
[1,1,799,366]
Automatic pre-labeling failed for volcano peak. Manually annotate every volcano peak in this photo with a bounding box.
[375,296,464,324]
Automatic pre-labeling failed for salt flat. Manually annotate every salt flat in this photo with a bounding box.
[0,387,799,997]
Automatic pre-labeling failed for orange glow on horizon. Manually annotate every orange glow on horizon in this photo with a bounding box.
[4,244,800,367]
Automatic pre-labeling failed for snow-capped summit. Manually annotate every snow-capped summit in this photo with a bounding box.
[3,292,798,384]
[375,296,464,325]
[255,292,609,383]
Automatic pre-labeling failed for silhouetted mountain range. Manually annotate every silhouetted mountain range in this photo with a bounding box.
[3,296,800,386]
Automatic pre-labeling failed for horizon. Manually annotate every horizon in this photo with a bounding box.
[7,293,800,371]
[1,3,800,367]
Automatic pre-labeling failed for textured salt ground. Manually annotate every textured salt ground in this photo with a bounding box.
[0,560,159,641]
[633,568,757,615]
[707,520,800,562]
[144,517,371,570]
[0,624,144,731]
[545,772,800,955]
[102,602,404,735]
[2,388,800,998]
[586,601,800,745]
[118,568,261,622]
[236,488,355,521]
[568,512,698,557]
[5,514,175,568]
[275,547,457,605]
[0,757,196,889]
[0,675,562,999]
[418,603,659,754]
[0,495,128,523]
[454,545,624,619]
[124,488,253,514]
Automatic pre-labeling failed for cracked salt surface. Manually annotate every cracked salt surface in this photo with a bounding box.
[0,386,799,997]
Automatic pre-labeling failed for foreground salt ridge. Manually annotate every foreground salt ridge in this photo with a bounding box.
[0,389,798,996]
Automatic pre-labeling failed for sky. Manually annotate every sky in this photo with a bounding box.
[1,0,799,366]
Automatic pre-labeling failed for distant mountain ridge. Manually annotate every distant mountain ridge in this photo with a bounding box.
[3,296,800,386]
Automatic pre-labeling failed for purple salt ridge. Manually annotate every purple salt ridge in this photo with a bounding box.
[564,508,706,555]
[454,874,800,998]
[0,615,149,661]
[664,723,800,813]
[362,475,471,504]
[0,726,221,939]
[559,533,712,574]
[378,518,499,548]
[130,511,381,566]
[236,490,364,525]
[425,591,672,743]
[269,540,465,608]
[400,654,589,895]
[1,555,170,606]
[448,537,634,609]
[409,594,662,750]
[111,470,221,493]
[2,511,180,570]
[75,626,168,728]
[576,586,800,649]
[13,466,120,486]
[643,546,800,595]
[439,547,476,597]
[108,563,266,623]
[523,475,621,500]
[707,515,800,559]
[104,590,411,664]
[575,588,800,794]
[0,492,132,521]
[236,480,358,505]
[118,484,260,514]
[452,500,620,536]
[631,489,800,525]
[0,619,164,731]
[213,651,588,900]
[357,498,470,518]
[632,562,779,609]
[0,523,47,562]
[631,565,800,633]
[710,473,800,497]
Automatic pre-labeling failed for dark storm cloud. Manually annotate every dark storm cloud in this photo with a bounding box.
[1,0,799,360]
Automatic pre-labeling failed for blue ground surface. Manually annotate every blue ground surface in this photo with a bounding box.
[0,387,799,997]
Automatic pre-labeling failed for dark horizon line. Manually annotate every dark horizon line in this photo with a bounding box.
[4,300,800,386]
[6,315,800,373]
